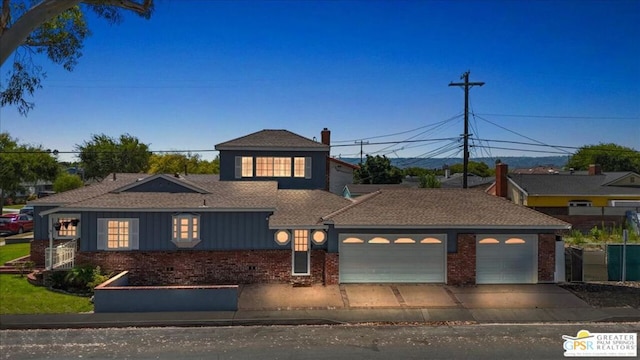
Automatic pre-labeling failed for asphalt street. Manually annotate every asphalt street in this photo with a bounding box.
[1,323,638,359]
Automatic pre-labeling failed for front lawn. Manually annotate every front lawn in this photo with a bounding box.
[0,244,93,314]
[0,274,93,314]
[0,243,30,265]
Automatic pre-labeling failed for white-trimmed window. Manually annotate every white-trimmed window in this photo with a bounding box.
[292,229,310,275]
[569,200,592,207]
[293,157,306,178]
[235,156,311,179]
[241,157,253,177]
[171,214,201,248]
[52,214,80,239]
[256,157,292,177]
[97,218,139,251]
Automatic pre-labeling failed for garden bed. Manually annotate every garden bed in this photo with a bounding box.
[560,282,640,309]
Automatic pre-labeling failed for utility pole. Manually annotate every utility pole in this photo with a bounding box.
[449,71,484,189]
[355,140,369,163]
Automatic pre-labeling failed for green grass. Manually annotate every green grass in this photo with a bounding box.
[0,243,31,265]
[0,244,93,314]
[0,274,93,314]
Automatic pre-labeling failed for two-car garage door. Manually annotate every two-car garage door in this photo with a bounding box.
[339,234,446,283]
[476,234,537,284]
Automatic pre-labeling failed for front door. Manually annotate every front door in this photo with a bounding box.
[292,229,309,275]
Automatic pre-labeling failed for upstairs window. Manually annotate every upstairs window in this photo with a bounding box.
[256,157,291,177]
[241,157,253,177]
[235,156,311,179]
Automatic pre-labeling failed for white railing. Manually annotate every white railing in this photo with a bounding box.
[45,239,77,270]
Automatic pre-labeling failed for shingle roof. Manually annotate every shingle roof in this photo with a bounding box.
[28,173,148,205]
[34,174,278,211]
[269,190,353,228]
[64,181,278,210]
[511,173,640,196]
[215,129,329,151]
[325,188,570,229]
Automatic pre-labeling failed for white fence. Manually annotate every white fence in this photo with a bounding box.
[45,239,77,270]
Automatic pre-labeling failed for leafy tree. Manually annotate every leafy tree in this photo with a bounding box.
[0,132,58,207]
[419,173,441,188]
[448,161,494,177]
[403,166,430,177]
[1,0,153,115]
[567,143,640,173]
[148,153,220,175]
[354,155,403,184]
[53,172,83,192]
[76,133,151,180]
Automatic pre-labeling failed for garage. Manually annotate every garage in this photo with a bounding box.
[339,234,446,283]
[476,234,537,284]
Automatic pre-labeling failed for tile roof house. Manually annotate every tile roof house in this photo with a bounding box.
[30,129,570,287]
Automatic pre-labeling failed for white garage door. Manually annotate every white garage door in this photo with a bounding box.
[339,234,446,283]
[476,234,537,284]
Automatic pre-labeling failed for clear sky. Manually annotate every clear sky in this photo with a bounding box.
[1,0,638,163]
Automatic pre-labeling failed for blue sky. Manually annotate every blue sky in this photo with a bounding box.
[1,0,638,163]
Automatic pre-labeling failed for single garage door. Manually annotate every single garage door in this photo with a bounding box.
[476,234,537,284]
[339,234,446,283]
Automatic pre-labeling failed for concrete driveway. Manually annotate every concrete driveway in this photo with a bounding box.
[238,284,590,310]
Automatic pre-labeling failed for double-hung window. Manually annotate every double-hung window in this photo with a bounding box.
[97,218,139,250]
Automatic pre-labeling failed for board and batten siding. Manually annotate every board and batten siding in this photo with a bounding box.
[79,211,275,251]
[32,206,59,239]
[218,150,327,190]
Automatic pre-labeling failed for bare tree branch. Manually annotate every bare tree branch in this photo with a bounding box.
[83,0,153,17]
[0,0,10,37]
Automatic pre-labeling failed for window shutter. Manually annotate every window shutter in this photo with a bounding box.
[97,219,106,250]
[304,157,312,179]
[234,156,242,179]
[130,219,140,250]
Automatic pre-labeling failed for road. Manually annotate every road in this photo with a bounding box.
[1,323,638,359]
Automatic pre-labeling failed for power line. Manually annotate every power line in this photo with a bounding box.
[476,113,640,120]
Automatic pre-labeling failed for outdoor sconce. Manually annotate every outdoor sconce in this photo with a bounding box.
[62,221,71,229]
[71,219,80,226]
[53,223,62,231]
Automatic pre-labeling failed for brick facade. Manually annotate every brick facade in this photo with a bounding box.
[30,239,71,266]
[323,253,339,285]
[447,233,476,285]
[71,249,335,286]
[537,234,556,282]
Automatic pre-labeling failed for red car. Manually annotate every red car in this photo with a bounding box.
[0,214,34,235]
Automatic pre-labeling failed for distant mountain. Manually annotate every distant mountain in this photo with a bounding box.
[336,156,568,170]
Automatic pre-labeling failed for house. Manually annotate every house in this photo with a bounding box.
[488,163,640,230]
[29,129,570,286]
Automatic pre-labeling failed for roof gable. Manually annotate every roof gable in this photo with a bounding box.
[601,172,640,187]
[113,174,209,194]
[215,129,329,151]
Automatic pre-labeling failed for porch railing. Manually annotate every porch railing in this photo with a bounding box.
[45,239,77,270]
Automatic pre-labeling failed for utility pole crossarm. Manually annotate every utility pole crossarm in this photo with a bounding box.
[448,71,485,189]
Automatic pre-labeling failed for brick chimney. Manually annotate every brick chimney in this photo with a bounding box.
[588,164,602,176]
[321,128,331,146]
[495,163,509,198]
[321,128,331,191]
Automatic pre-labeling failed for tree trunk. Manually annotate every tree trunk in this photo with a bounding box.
[0,0,80,66]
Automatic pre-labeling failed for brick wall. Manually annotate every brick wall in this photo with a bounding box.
[30,239,71,266]
[324,253,339,285]
[447,233,475,285]
[75,249,330,286]
[538,234,556,282]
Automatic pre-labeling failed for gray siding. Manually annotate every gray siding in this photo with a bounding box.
[122,177,198,193]
[32,206,58,239]
[219,150,327,189]
[80,211,276,251]
[329,164,354,195]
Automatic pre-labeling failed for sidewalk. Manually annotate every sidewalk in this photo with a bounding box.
[2,284,639,329]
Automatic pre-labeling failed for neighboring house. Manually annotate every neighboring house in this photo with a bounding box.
[29,129,570,286]
[328,157,359,195]
[488,163,640,230]
[439,173,495,190]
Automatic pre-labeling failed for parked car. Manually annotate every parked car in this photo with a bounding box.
[19,205,34,216]
[0,214,34,235]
